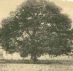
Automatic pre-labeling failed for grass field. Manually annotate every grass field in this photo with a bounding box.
[0,63,73,71]
[0,55,73,71]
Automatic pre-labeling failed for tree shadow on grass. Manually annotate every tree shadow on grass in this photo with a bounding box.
[0,59,73,65]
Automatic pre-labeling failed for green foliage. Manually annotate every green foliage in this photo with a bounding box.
[0,0,72,61]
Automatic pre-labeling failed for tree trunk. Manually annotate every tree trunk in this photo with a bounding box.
[31,53,38,63]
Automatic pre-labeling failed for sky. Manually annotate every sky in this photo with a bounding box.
[0,0,24,22]
[0,0,73,23]
[51,0,73,24]
[0,0,73,58]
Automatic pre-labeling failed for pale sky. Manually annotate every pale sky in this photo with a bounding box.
[51,0,73,25]
[0,0,24,22]
[0,0,73,24]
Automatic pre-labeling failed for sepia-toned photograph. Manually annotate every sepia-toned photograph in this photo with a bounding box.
[0,0,73,71]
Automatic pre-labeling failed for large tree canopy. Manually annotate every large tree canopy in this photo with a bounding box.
[0,0,72,62]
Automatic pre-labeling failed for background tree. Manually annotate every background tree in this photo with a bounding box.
[0,0,72,62]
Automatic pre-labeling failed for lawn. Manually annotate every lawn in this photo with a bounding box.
[0,55,73,71]
[0,63,73,71]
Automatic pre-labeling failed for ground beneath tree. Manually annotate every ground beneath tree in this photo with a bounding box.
[0,56,73,71]
[0,63,73,71]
